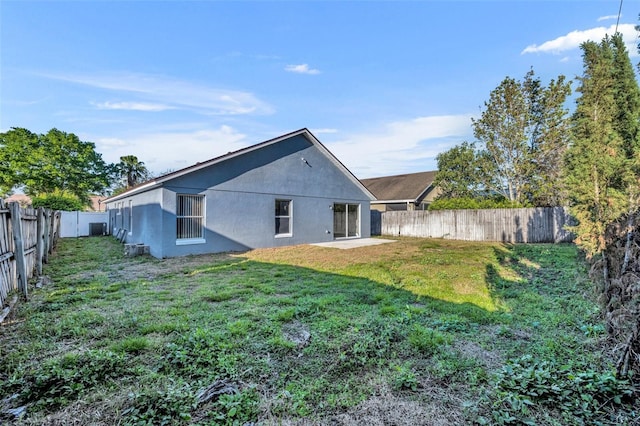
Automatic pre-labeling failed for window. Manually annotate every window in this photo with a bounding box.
[275,199,292,236]
[177,194,205,242]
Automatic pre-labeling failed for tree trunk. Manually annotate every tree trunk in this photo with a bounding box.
[620,210,635,276]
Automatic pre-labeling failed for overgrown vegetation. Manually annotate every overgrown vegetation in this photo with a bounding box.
[0,237,637,425]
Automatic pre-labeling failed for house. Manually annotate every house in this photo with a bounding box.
[103,128,375,258]
[360,171,440,212]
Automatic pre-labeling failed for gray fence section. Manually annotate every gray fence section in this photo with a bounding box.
[371,207,573,243]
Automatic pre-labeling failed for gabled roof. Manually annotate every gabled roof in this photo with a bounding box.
[360,170,437,203]
[105,128,375,202]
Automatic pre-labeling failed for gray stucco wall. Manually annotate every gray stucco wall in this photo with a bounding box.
[107,188,165,258]
[107,134,371,258]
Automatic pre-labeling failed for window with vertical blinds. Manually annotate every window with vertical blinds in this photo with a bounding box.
[176,194,204,240]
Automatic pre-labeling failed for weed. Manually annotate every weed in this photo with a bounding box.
[204,387,260,425]
[15,350,131,410]
[483,355,635,425]
[408,324,450,355]
[123,380,195,425]
[112,336,151,354]
[163,328,237,379]
[392,363,419,391]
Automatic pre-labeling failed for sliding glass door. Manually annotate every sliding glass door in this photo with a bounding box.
[333,203,360,238]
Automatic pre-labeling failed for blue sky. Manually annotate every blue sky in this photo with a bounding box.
[1,1,639,179]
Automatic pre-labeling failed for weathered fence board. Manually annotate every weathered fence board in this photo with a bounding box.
[0,200,59,310]
[372,207,573,243]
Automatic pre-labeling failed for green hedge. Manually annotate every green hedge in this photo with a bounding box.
[428,197,523,211]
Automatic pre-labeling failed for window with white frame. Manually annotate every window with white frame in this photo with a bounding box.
[176,194,205,241]
[275,199,292,236]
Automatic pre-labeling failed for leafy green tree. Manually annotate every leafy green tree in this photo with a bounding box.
[0,128,115,205]
[564,36,630,258]
[0,127,39,197]
[117,155,150,189]
[433,142,488,199]
[472,70,571,205]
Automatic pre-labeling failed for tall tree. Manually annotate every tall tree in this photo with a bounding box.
[118,155,150,189]
[0,128,115,204]
[564,36,629,258]
[472,70,571,205]
[611,33,640,275]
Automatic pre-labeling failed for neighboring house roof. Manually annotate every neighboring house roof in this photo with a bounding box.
[360,171,438,203]
[105,128,376,203]
[4,194,32,207]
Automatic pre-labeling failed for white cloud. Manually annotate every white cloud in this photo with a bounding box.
[42,71,274,115]
[95,125,248,174]
[598,15,620,22]
[311,128,338,134]
[521,23,637,56]
[92,101,174,112]
[324,114,474,178]
[285,64,321,75]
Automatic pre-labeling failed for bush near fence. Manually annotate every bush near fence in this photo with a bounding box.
[371,207,573,243]
[0,200,60,317]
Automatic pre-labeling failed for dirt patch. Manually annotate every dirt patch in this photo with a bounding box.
[263,381,466,426]
[282,321,311,348]
[454,340,502,370]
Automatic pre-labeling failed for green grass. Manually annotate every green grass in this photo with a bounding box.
[0,236,636,425]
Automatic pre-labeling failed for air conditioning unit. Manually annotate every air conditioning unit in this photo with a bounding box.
[89,222,107,236]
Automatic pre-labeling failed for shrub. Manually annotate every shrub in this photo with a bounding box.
[32,192,86,211]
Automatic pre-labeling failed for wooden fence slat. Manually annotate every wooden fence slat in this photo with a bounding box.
[36,207,44,276]
[10,203,28,300]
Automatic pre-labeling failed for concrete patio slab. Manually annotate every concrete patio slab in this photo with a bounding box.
[311,238,396,249]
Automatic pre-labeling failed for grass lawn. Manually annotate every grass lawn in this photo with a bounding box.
[0,236,637,425]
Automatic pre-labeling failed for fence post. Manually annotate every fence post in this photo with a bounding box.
[43,210,50,263]
[48,210,56,254]
[36,207,45,275]
[9,202,28,300]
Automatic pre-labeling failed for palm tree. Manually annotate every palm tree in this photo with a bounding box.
[118,155,149,189]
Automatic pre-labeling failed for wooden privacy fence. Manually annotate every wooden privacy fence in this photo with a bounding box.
[0,200,60,311]
[371,207,573,243]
